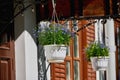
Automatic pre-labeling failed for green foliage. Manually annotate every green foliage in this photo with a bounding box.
[36,23,73,45]
[85,42,109,60]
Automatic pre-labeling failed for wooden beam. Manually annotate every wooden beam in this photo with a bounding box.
[104,0,110,15]
[78,0,83,16]
[70,0,75,17]
[112,0,118,15]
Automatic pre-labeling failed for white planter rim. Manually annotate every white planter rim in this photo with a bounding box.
[90,56,109,59]
[44,44,67,63]
[44,44,68,47]
[90,56,109,71]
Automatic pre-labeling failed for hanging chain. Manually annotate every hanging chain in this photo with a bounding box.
[51,0,59,45]
[51,0,59,23]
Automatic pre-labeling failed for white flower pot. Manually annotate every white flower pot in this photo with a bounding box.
[90,57,109,71]
[44,44,67,63]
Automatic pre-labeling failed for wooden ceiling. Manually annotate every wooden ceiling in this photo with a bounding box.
[0,0,119,23]
[83,0,105,16]
[36,0,119,21]
[0,0,119,36]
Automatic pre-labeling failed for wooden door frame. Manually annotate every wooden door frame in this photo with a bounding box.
[0,23,15,80]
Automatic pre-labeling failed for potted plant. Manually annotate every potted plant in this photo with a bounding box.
[34,21,74,63]
[85,41,109,71]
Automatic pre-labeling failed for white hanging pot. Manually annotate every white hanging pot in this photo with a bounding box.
[90,57,109,71]
[44,44,67,63]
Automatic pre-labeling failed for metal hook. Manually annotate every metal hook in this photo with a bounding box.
[101,19,107,24]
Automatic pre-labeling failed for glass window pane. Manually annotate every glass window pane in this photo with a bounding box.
[118,48,120,65]
[74,35,79,57]
[73,20,79,57]
[74,61,80,80]
[66,61,70,80]
[66,46,70,56]
[66,21,71,56]
[117,27,120,66]
[117,27,120,46]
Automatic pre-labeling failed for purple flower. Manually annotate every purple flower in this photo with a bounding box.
[33,21,76,45]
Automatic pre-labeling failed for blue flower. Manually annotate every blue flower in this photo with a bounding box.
[33,21,75,45]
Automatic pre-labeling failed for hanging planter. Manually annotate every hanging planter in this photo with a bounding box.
[90,57,109,71]
[85,42,109,71]
[33,21,74,63]
[44,44,67,63]
[33,0,75,63]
